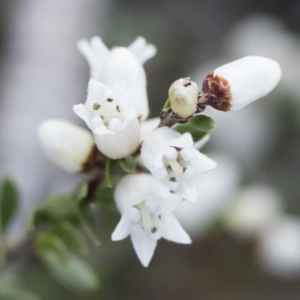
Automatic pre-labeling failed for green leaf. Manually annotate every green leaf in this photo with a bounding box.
[174,115,216,142]
[75,182,89,203]
[96,185,115,208]
[174,123,207,141]
[36,232,69,263]
[0,286,41,300]
[41,252,100,293]
[49,222,87,255]
[0,274,41,300]
[162,98,171,111]
[119,156,136,173]
[189,114,216,132]
[30,195,80,229]
[77,203,100,247]
[0,178,19,234]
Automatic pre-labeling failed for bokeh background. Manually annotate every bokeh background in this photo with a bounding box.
[1,0,300,299]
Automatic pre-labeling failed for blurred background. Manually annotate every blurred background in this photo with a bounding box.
[1,0,300,299]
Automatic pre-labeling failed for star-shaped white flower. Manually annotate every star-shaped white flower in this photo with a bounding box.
[141,127,217,202]
[112,174,191,267]
[73,79,140,159]
[78,36,156,120]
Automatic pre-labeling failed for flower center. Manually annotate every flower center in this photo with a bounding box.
[136,201,154,229]
[92,98,124,129]
[158,146,194,191]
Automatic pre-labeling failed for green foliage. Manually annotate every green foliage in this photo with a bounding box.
[75,181,89,202]
[0,280,41,300]
[0,178,19,234]
[49,222,87,255]
[174,114,216,142]
[41,251,100,293]
[29,195,80,230]
[96,184,115,208]
[119,156,136,173]
[77,202,100,246]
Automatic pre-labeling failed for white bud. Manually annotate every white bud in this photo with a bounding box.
[38,119,95,173]
[169,78,198,118]
[200,56,281,111]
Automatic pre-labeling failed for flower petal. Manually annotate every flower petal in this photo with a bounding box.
[73,104,92,130]
[94,118,140,159]
[176,176,198,203]
[191,149,217,173]
[140,117,160,142]
[131,231,157,267]
[101,47,149,120]
[77,36,110,80]
[111,212,131,241]
[162,215,191,244]
[128,36,157,65]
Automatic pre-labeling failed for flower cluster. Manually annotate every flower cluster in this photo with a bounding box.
[38,36,281,267]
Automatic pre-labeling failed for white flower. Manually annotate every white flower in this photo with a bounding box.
[78,36,156,120]
[141,127,217,202]
[199,56,282,111]
[73,79,140,159]
[224,184,283,239]
[112,174,190,267]
[37,119,94,173]
[257,217,300,278]
[169,78,199,118]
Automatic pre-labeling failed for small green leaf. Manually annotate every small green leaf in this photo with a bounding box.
[41,252,100,293]
[36,233,69,262]
[189,114,216,132]
[0,178,19,234]
[174,115,216,142]
[96,185,115,208]
[32,195,80,227]
[77,203,100,246]
[119,156,136,173]
[162,98,171,111]
[49,222,87,255]
[75,182,89,203]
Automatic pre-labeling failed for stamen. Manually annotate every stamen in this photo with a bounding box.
[107,98,114,102]
[116,105,120,113]
[169,160,183,175]
[93,103,100,110]
[146,200,158,214]
[128,207,141,222]
[164,147,177,161]
[109,118,122,131]
[136,201,154,229]
[180,148,193,161]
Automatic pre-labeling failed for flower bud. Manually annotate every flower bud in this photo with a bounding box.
[38,119,95,173]
[168,78,198,118]
[199,56,281,111]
